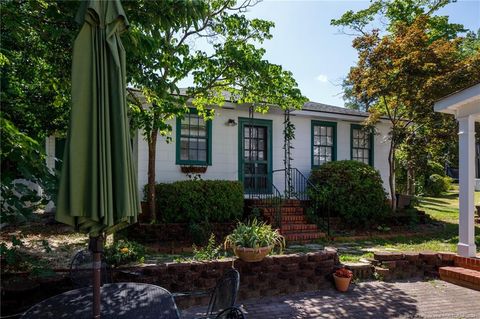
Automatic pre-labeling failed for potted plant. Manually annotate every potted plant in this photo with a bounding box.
[333,267,353,292]
[224,219,285,262]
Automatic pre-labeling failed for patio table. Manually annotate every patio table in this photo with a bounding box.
[21,282,181,319]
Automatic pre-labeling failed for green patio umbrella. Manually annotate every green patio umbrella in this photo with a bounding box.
[56,0,140,317]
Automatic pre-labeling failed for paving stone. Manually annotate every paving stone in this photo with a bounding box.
[181,279,480,319]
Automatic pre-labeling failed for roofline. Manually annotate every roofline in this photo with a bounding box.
[127,86,389,120]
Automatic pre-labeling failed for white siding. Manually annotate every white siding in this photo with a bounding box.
[135,106,393,199]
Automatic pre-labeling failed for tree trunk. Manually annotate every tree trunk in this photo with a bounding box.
[147,130,158,221]
[388,139,397,210]
[406,163,415,196]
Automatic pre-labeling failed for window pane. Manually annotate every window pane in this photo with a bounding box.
[189,148,198,161]
[314,126,320,135]
[320,136,327,145]
[198,149,207,161]
[181,148,188,160]
[258,139,264,151]
[198,139,207,151]
[178,113,210,163]
[244,127,250,137]
[244,139,250,150]
[258,128,264,138]
[258,151,264,160]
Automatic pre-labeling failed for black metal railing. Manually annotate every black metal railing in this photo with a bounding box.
[272,167,316,200]
[272,167,331,236]
[244,176,283,228]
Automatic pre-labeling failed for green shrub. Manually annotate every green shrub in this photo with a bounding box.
[104,239,145,266]
[150,180,244,223]
[309,160,389,227]
[424,174,451,196]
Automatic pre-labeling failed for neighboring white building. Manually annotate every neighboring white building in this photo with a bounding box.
[47,92,393,199]
[434,83,480,257]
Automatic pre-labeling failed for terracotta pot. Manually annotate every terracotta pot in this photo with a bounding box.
[233,246,273,262]
[333,274,351,292]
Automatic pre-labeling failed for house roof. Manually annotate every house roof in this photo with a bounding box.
[127,87,372,118]
[301,101,370,118]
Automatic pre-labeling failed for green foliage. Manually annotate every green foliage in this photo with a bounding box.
[309,161,389,227]
[333,0,480,206]
[104,239,146,267]
[224,219,285,251]
[151,180,244,223]
[425,174,452,196]
[0,236,54,277]
[0,118,58,224]
[1,1,78,140]
[191,234,225,261]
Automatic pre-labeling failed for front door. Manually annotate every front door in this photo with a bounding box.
[239,118,272,194]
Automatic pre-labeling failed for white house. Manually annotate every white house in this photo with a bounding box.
[46,91,392,200]
[132,91,392,199]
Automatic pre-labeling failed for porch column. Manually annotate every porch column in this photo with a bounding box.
[457,114,477,257]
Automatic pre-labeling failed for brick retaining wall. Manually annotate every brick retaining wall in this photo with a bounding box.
[114,249,339,309]
[344,251,457,281]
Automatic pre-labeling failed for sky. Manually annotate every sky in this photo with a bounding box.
[180,0,480,107]
[237,0,480,107]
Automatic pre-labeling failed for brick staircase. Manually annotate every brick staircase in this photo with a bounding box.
[439,255,480,291]
[260,199,325,244]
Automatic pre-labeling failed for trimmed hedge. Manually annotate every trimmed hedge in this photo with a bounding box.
[151,180,244,223]
[309,160,389,227]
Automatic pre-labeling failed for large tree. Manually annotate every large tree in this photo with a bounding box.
[1,1,306,222]
[123,0,306,219]
[332,0,480,207]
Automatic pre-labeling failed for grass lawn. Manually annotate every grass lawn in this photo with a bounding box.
[329,185,480,263]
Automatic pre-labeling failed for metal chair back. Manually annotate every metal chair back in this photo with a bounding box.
[69,249,110,288]
[206,268,240,317]
[214,306,247,319]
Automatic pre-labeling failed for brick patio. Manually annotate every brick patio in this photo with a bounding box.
[181,280,480,318]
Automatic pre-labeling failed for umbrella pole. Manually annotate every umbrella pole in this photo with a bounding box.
[89,236,104,319]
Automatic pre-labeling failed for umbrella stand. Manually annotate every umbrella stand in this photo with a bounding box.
[89,235,104,319]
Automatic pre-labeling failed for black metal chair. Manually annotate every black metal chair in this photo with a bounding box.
[204,268,240,318]
[214,306,246,319]
[69,249,110,288]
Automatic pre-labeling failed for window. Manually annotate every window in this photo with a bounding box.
[311,121,336,167]
[351,124,373,166]
[176,109,212,165]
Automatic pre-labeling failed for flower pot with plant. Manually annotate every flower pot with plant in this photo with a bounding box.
[333,267,353,292]
[224,219,285,262]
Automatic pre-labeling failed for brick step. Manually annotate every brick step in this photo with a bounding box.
[279,216,308,223]
[439,266,480,291]
[283,232,325,243]
[281,229,321,236]
[262,207,305,215]
[454,256,480,271]
[280,224,318,232]
[282,199,304,207]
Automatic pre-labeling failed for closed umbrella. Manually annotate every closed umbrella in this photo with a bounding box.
[56,0,140,318]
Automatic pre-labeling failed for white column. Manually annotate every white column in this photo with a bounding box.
[457,114,477,257]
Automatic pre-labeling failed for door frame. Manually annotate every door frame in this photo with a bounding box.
[238,117,273,192]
